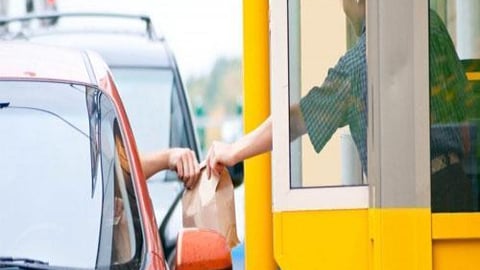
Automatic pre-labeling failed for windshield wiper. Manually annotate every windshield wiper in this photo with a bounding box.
[0,257,49,269]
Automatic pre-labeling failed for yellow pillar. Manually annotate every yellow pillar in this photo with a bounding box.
[243,0,275,269]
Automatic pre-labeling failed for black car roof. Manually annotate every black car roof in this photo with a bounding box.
[29,31,173,68]
[1,13,174,69]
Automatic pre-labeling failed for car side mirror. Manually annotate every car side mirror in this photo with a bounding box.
[176,228,232,270]
[227,161,244,188]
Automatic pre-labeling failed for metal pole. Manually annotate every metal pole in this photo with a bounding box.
[243,0,275,269]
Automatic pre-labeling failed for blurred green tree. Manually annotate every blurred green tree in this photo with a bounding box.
[186,57,243,154]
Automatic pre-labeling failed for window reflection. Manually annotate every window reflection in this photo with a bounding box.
[288,0,367,188]
[430,0,480,212]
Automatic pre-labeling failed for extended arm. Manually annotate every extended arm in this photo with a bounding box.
[206,117,272,178]
[141,148,200,188]
[206,104,306,177]
[289,103,307,141]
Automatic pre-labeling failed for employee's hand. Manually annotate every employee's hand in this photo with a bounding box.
[206,141,236,179]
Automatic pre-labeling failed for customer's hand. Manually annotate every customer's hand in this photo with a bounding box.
[168,148,201,189]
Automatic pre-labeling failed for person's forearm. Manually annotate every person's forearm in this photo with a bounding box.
[141,150,170,180]
[228,105,306,164]
[231,117,272,163]
[289,104,307,141]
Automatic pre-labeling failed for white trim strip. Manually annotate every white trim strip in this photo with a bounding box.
[273,185,369,212]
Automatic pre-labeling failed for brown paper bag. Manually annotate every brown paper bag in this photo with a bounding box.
[182,167,240,249]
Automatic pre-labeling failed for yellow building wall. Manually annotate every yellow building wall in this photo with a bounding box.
[244,1,480,270]
[273,208,433,270]
[273,209,369,270]
[432,213,480,270]
[369,209,432,270]
[272,209,480,270]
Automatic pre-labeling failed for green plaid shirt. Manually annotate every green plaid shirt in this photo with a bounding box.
[300,27,368,172]
[299,10,471,174]
[429,10,472,159]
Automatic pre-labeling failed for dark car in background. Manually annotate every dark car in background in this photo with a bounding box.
[0,42,231,270]
[0,12,245,268]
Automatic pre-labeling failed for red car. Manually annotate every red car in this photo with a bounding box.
[0,42,231,270]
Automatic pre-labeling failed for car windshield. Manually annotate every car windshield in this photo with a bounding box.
[110,68,173,176]
[0,81,102,269]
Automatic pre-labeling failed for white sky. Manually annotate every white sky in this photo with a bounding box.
[9,0,243,79]
[148,0,243,78]
[74,0,243,79]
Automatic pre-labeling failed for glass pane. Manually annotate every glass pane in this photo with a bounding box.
[170,84,191,150]
[111,68,174,155]
[0,82,101,268]
[97,96,143,268]
[112,68,173,186]
[288,0,367,188]
[430,1,480,212]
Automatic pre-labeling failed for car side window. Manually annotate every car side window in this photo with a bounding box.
[96,93,143,268]
[166,83,196,181]
[170,84,191,150]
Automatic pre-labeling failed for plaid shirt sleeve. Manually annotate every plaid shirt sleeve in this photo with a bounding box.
[298,30,367,169]
[299,62,352,153]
